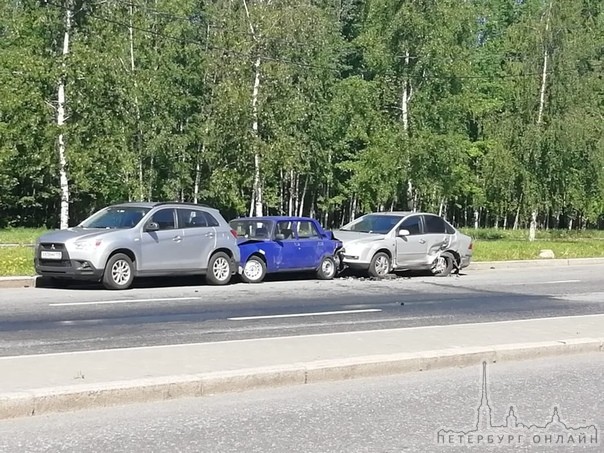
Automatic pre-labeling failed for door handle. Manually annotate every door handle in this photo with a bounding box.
[419,239,426,244]
[172,235,182,242]
[204,232,215,237]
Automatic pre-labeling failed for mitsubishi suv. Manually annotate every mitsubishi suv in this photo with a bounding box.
[34,202,240,289]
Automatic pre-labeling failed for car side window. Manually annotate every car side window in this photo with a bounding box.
[150,208,175,230]
[399,216,422,235]
[275,221,295,240]
[297,221,320,239]
[178,209,206,228]
[423,215,448,234]
[201,211,219,227]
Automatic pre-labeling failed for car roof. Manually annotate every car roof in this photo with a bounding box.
[111,201,213,210]
[363,211,412,216]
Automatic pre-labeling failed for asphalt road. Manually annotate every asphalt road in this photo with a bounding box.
[1,265,604,356]
[0,353,601,452]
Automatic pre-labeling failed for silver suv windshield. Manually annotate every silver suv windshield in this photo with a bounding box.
[341,214,403,234]
[79,206,151,229]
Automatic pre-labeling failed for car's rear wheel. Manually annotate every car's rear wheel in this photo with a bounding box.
[368,252,390,278]
[206,252,232,285]
[316,256,337,280]
[242,256,266,283]
[432,252,454,277]
[102,253,134,290]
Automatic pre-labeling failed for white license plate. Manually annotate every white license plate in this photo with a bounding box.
[41,251,62,260]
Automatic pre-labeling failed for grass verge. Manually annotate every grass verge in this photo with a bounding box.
[0,246,35,277]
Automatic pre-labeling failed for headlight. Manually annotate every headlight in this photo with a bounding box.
[74,239,102,250]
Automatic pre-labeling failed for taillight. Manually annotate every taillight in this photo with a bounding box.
[230,229,238,239]
[468,242,473,250]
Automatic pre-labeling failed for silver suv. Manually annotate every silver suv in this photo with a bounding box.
[34,202,240,289]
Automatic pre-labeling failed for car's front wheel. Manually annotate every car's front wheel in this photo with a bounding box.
[368,252,390,278]
[102,253,134,290]
[206,252,232,285]
[241,256,266,283]
[316,256,337,280]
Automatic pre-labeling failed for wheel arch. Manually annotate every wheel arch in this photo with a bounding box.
[106,248,137,273]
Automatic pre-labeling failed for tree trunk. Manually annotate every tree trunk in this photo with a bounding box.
[537,0,553,127]
[298,175,308,217]
[243,0,263,216]
[57,2,72,229]
[401,49,415,212]
[473,209,479,230]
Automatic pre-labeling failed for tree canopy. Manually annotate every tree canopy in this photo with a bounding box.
[1,0,602,229]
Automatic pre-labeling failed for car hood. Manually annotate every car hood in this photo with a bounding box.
[37,228,123,244]
[333,230,387,244]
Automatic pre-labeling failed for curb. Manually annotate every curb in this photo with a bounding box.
[0,276,37,288]
[467,257,604,271]
[1,338,602,420]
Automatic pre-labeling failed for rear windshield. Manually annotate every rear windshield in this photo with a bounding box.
[230,219,274,239]
[80,207,150,229]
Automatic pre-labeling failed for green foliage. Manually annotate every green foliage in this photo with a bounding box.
[0,0,602,229]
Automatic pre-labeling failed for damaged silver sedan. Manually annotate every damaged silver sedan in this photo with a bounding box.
[335,212,473,278]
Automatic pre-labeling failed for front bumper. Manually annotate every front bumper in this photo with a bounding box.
[35,258,104,280]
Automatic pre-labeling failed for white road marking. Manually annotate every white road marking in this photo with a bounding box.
[228,309,382,321]
[503,279,581,286]
[49,297,200,307]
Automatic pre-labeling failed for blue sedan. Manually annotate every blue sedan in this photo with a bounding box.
[229,216,343,283]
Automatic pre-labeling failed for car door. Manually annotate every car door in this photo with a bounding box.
[274,220,301,270]
[177,208,217,271]
[394,214,428,269]
[139,208,184,272]
[421,214,453,264]
[295,220,323,269]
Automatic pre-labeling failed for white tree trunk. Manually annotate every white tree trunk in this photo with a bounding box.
[57,4,72,230]
[401,49,415,212]
[473,209,479,230]
[243,0,263,216]
[193,154,202,204]
[129,5,143,201]
[288,170,295,217]
[298,175,308,217]
[537,0,553,126]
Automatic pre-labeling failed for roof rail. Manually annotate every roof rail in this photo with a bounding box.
[154,201,211,208]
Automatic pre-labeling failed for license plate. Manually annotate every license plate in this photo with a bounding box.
[41,251,62,260]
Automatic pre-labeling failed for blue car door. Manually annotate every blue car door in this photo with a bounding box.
[274,221,301,270]
[295,220,323,269]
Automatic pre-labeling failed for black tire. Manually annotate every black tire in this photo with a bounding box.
[241,256,266,283]
[368,252,390,278]
[316,256,337,280]
[206,252,232,285]
[432,252,454,277]
[102,253,134,290]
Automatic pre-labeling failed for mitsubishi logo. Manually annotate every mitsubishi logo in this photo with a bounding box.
[51,244,55,250]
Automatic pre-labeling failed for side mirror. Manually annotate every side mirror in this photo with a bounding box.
[398,229,410,237]
[275,233,285,241]
[145,222,160,232]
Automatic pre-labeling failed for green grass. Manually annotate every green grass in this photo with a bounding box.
[462,227,604,261]
[0,246,35,276]
[0,228,47,245]
[0,227,603,276]
[472,239,604,261]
